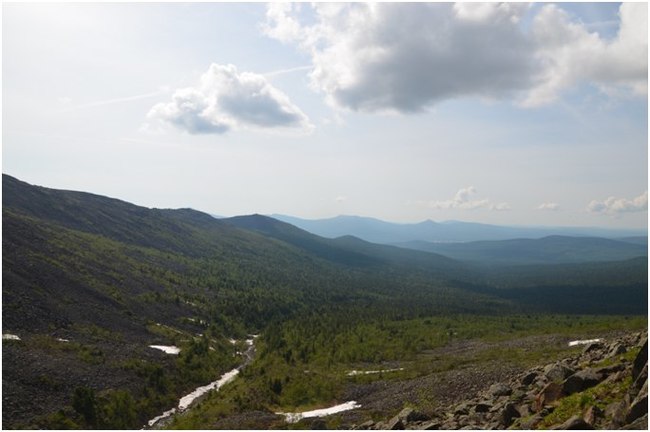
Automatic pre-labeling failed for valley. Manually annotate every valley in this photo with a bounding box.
[2,175,647,429]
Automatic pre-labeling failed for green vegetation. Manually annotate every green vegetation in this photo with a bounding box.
[170,314,646,429]
[538,375,633,428]
[2,175,647,429]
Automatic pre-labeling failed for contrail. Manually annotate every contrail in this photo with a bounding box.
[62,89,167,112]
[263,65,312,78]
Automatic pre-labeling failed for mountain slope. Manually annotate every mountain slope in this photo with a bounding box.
[2,175,647,429]
[395,235,647,266]
[223,214,466,277]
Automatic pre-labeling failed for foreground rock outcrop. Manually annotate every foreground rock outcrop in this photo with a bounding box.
[355,331,648,430]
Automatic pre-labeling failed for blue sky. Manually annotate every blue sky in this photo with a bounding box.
[2,2,647,229]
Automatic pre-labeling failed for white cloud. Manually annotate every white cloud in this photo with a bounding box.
[147,63,312,134]
[335,196,347,203]
[537,202,560,211]
[587,191,648,215]
[426,186,509,211]
[522,3,648,106]
[263,3,647,113]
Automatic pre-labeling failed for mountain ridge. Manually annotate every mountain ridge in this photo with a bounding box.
[271,214,647,244]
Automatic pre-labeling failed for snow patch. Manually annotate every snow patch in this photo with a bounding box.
[149,345,180,355]
[347,368,404,376]
[2,334,21,341]
[277,401,361,424]
[568,338,602,347]
[147,407,176,427]
[178,368,240,411]
[56,338,70,343]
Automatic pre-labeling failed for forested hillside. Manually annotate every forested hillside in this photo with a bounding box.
[2,175,647,429]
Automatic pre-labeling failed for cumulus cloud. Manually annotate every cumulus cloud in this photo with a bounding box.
[537,202,560,211]
[262,2,647,112]
[147,63,311,134]
[587,191,648,215]
[426,186,509,211]
[523,3,648,106]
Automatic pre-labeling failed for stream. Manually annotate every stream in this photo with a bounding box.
[145,337,257,429]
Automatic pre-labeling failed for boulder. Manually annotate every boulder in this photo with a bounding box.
[552,415,594,430]
[398,407,429,423]
[419,420,441,430]
[499,402,520,427]
[521,371,538,386]
[619,413,648,430]
[631,363,647,394]
[632,340,648,382]
[562,369,603,395]
[625,380,648,424]
[536,382,564,410]
[356,420,375,430]
[488,383,512,397]
[544,363,575,383]
[473,403,491,413]
[386,416,404,430]
[454,402,471,416]
[583,405,602,426]
[583,342,604,355]
[608,343,627,358]
[518,413,543,429]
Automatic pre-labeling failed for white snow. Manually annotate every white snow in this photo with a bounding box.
[2,334,21,341]
[178,368,240,411]
[347,368,404,376]
[147,407,176,427]
[277,401,361,424]
[56,338,70,343]
[568,338,602,347]
[149,345,181,355]
[228,338,237,344]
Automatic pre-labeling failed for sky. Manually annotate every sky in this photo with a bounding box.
[2,2,648,229]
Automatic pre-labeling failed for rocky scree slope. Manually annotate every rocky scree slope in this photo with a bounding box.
[356,331,648,430]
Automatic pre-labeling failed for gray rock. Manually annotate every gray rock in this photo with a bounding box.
[499,402,520,428]
[474,403,491,413]
[398,407,429,423]
[420,420,441,430]
[626,380,648,424]
[454,402,471,416]
[518,414,544,429]
[489,383,512,397]
[544,362,575,382]
[386,416,404,430]
[537,382,564,410]
[619,413,648,430]
[632,340,647,381]
[583,342,604,354]
[553,415,594,430]
[562,369,603,395]
[608,343,628,358]
[357,420,375,430]
[631,363,647,394]
[521,371,538,386]
[583,405,602,426]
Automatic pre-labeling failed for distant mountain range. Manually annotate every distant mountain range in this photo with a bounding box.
[395,235,648,266]
[271,214,647,244]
